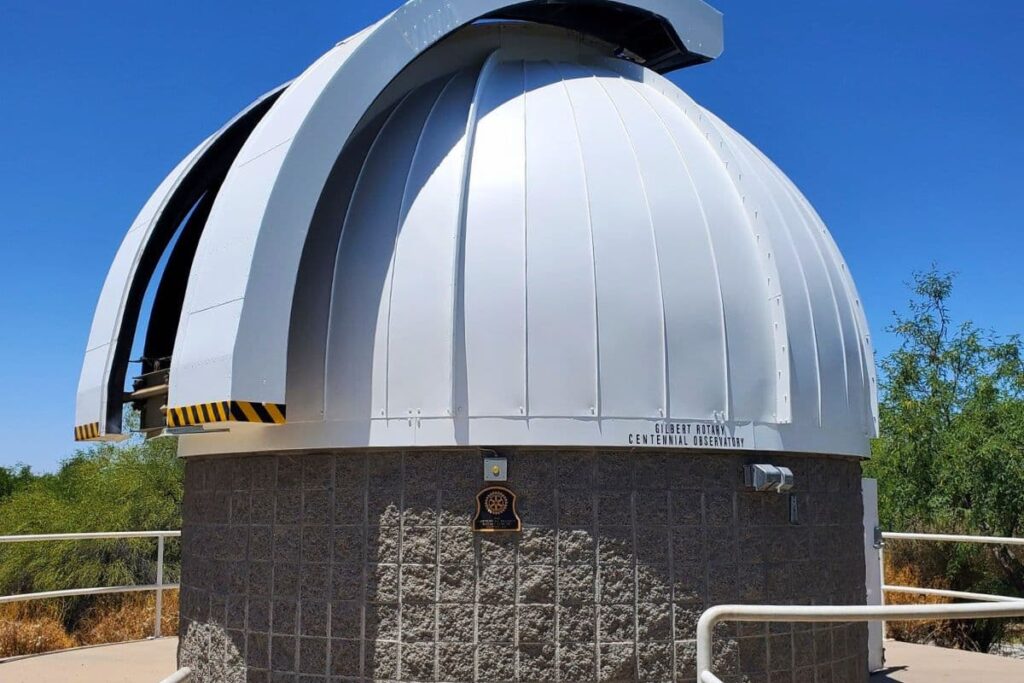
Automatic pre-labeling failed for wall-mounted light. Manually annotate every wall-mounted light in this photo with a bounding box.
[744,464,794,493]
[482,449,508,482]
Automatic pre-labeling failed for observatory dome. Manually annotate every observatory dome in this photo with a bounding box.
[75,3,876,457]
[283,52,878,456]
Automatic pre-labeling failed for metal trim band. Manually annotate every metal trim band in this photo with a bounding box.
[73,422,101,441]
[166,401,286,427]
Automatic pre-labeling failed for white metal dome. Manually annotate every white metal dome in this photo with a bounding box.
[280,50,878,456]
[75,0,877,456]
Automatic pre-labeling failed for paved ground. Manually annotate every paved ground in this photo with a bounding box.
[872,640,1024,682]
[0,637,178,683]
[2,636,1024,681]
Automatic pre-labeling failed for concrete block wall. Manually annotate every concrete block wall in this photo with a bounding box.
[178,449,868,682]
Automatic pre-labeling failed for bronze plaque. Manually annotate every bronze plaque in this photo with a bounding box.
[472,486,522,532]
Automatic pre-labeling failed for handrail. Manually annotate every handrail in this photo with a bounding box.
[0,583,180,604]
[0,530,180,543]
[882,531,1024,546]
[696,601,1024,683]
[877,529,1024,637]
[0,530,181,638]
[158,667,192,683]
[883,585,1024,603]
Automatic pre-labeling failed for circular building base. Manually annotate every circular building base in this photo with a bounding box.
[178,449,867,682]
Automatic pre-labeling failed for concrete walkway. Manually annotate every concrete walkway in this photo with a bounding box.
[872,640,1024,682]
[0,637,178,683]
[2,636,1024,681]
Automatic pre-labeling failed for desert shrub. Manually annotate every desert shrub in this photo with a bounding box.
[77,589,179,645]
[0,601,75,657]
[883,543,1003,649]
[0,590,179,657]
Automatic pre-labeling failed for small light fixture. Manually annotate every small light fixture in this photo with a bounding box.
[744,464,795,493]
[482,450,508,482]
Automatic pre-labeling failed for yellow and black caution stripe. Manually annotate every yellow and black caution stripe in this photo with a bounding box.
[74,422,102,441]
[166,401,286,428]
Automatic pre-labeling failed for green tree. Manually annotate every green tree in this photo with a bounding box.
[0,464,36,500]
[864,268,1024,649]
[0,434,182,629]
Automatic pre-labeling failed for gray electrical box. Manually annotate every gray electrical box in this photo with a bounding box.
[744,464,795,493]
[776,466,795,492]
[484,457,508,482]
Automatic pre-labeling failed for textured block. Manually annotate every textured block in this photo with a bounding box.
[638,641,672,682]
[598,604,635,642]
[518,527,556,564]
[401,642,436,681]
[517,605,555,643]
[517,564,555,604]
[437,643,475,682]
[438,564,476,603]
[365,603,399,641]
[368,640,399,680]
[558,529,596,564]
[558,604,596,642]
[400,564,437,604]
[297,637,326,675]
[299,601,327,638]
[637,602,671,642]
[366,564,399,603]
[329,638,360,677]
[366,525,397,564]
[598,565,634,605]
[477,604,515,643]
[599,643,636,682]
[476,644,515,681]
[402,604,436,642]
[478,564,515,604]
[437,604,475,642]
[558,490,594,528]
[330,600,361,639]
[559,643,597,681]
[402,526,438,564]
[559,563,597,605]
[438,526,475,565]
[518,643,555,682]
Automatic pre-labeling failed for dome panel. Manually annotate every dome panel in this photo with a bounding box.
[324,78,454,422]
[596,75,729,421]
[558,62,667,419]
[463,60,528,418]
[630,81,780,421]
[383,71,479,419]
[521,60,600,417]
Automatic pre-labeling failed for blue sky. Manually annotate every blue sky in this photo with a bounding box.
[0,1,1020,471]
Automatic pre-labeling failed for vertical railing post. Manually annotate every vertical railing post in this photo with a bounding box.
[155,534,165,638]
[695,608,719,683]
[878,543,886,638]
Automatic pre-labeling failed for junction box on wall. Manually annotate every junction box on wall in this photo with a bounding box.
[744,463,795,493]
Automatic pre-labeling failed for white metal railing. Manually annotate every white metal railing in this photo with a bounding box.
[0,530,181,638]
[696,601,1024,683]
[882,531,1024,546]
[158,667,192,683]
[878,530,1024,633]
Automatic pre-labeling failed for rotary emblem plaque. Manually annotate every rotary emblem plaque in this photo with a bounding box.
[472,486,522,532]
